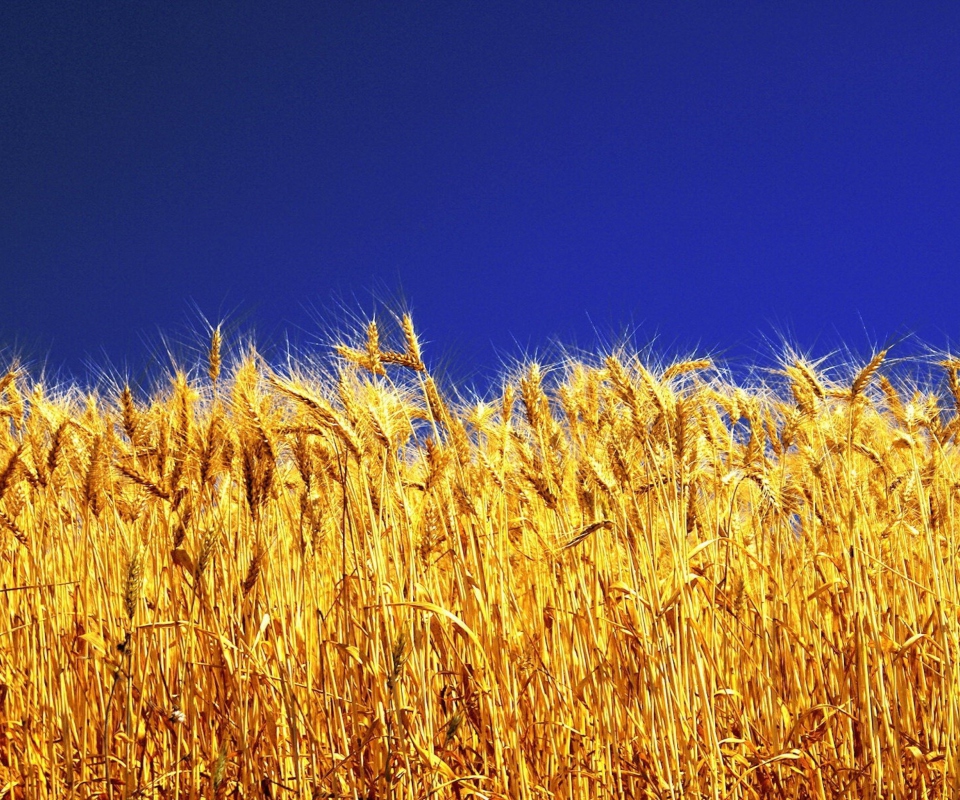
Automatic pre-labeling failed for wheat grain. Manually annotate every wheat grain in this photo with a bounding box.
[851,349,887,398]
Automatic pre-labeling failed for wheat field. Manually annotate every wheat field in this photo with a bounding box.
[0,317,958,798]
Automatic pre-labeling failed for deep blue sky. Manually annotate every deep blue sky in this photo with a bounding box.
[2,3,960,384]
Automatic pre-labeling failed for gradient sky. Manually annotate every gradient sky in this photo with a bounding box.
[3,3,960,385]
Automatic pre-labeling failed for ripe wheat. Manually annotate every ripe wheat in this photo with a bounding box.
[0,321,957,798]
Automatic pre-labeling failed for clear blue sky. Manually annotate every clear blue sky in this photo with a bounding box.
[3,3,959,384]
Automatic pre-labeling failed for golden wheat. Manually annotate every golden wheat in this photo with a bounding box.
[0,321,957,798]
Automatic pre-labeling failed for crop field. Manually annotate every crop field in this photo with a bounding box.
[0,316,959,798]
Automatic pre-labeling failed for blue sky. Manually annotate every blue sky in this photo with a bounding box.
[3,3,959,385]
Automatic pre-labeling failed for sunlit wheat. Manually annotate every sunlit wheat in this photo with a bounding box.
[0,320,957,798]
